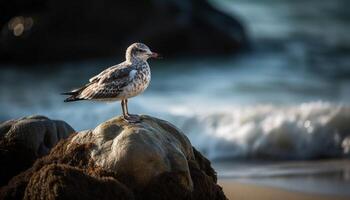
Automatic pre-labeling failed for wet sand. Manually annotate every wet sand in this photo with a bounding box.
[219,179,349,200]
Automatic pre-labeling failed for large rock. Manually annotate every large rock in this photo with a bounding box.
[0,0,247,64]
[0,115,227,200]
[0,115,75,186]
[70,116,195,189]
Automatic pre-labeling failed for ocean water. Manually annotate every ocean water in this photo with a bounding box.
[1,0,350,196]
[1,60,349,161]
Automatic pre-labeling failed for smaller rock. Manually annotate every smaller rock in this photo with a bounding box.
[0,115,75,186]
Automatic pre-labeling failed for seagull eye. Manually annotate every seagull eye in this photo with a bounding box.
[136,49,145,53]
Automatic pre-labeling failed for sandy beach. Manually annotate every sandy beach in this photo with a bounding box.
[219,179,349,200]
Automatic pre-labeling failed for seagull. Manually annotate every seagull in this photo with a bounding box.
[62,43,160,122]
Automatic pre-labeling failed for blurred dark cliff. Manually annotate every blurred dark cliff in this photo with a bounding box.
[0,0,248,64]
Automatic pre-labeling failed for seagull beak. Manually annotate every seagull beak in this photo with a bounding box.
[149,52,162,59]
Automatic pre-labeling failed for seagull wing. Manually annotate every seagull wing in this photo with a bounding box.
[89,63,125,83]
[78,64,136,100]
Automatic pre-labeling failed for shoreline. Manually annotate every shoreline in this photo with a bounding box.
[219,179,349,200]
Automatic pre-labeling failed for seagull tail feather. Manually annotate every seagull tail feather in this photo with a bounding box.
[61,87,86,102]
[62,82,93,102]
[63,95,84,102]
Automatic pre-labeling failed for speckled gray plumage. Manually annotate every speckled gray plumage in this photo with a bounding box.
[63,43,153,102]
[71,61,150,101]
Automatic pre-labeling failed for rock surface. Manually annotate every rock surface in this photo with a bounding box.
[0,0,247,64]
[0,115,227,200]
[70,116,195,189]
[0,115,75,186]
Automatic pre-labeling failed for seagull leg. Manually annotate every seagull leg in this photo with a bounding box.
[121,99,128,118]
[125,99,135,116]
[121,99,140,123]
[125,99,140,121]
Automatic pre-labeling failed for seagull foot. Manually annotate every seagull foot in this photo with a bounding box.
[123,114,141,123]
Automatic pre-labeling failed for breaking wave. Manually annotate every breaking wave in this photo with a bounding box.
[169,102,350,160]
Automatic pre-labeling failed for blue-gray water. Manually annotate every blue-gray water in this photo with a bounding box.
[1,0,350,196]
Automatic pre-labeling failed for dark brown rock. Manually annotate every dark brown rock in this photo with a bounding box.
[24,164,134,200]
[0,136,94,200]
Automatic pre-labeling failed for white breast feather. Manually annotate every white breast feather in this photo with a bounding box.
[129,70,137,79]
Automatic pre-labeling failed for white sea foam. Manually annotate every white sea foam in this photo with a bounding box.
[2,95,349,160]
[168,101,350,160]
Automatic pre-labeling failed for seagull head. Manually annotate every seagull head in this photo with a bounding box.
[126,43,160,62]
